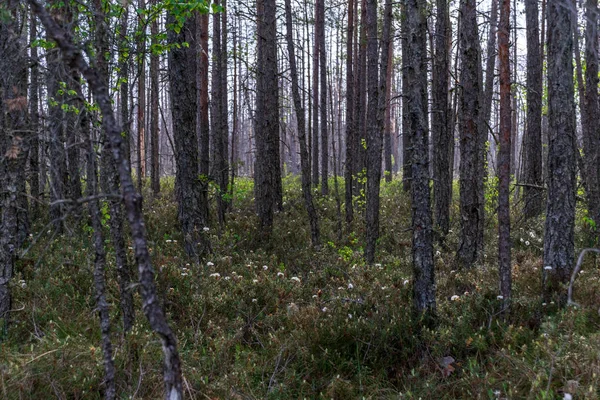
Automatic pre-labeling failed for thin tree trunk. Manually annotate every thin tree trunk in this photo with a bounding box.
[344,0,355,225]
[498,0,512,310]
[198,13,210,225]
[284,0,320,247]
[137,0,146,190]
[523,0,544,219]
[312,0,320,187]
[150,1,160,194]
[29,11,40,217]
[319,0,328,195]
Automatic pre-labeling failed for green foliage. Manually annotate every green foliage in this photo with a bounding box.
[5,177,600,399]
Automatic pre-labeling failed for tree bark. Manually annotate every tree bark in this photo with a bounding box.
[344,0,355,224]
[543,0,577,305]
[498,0,512,310]
[364,0,380,264]
[523,0,544,219]
[406,0,436,317]
[319,0,328,195]
[432,0,452,237]
[150,0,160,195]
[457,0,484,268]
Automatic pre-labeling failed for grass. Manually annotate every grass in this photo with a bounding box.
[2,175,600,399]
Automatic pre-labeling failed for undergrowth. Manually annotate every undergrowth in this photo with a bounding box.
[2,176,600,399]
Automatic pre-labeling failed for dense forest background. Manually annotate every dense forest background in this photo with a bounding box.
[1,0,600,398]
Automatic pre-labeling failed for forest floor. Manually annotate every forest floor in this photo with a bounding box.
[2,176,600,399]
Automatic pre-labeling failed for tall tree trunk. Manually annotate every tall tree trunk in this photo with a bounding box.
[344,0,355,224]
[543,0,577,305]
[312,1,320,187]
[29,11,40,218]
[319,0,328,195]
[0,0,28,328]
[168,11,209,259]
[457,0,484,268]
[406,0,436,317]
[28,3,185,396]
[523,0,544,219]
[220,0,230,217]
[150,1,160,195]
[137,0,146,190]
[255,0,281,238]
[364,0,380,263]
[498,0,512,310]
[432,0,451,238]
[401,2,412,192]
[284,0,320,247]
[383,39,394,183]
[198,13,210,225]
[582,0,600,238]
[119,6,131,166]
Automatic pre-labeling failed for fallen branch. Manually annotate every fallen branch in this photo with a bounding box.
[567,248,600,307]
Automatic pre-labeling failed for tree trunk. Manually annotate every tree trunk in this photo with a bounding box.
[432,0,451,237]
[498,0,512,310]
[319,0,328,195]
[543,0,577,305]
[457,0,484,268]
[401,2,412,192]
[168,11,209,259]
[344,0,355,224]
[255,0,281,238]
[406,0,436,317]
[312,0,320,187]
[523,0,544,219]
[364,0,380,264]
[150,0,160,195]
[284,0,320,247]
[198,13,210,225]
[29,11,40,218]
[582,0,600,238]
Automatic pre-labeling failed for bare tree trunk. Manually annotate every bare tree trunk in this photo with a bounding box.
[29,12,40,218]
[457,0,484,268]
[255,0,281,238]
[284,0,320,247]
[432,0,451,238]
[364,0,380,264]
[137,0,146,191]
[150,0,160,195]
[319,0,328,195]
[523,0,544,219]
[198,13,210,225]
[582,0,600,239]
[312,0,320,187]
[28,2,185,397]
[401,2,412,192]
[383,39,394,183]
[498,0,512,310]
[543,0,577,305]
[406,0,436,317]
[344,0,355,225]
[168,10,209,259]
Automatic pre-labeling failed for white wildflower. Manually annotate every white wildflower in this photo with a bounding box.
[544,266,552,270]
[347,283,354,290]
[450,295,460,301]
[497,295,504,300]
[206,261,215,267]
[252,279,259,284]
[435,250,441,257]
[290,276,301,283]
[374,263,382,268]
[403,279,409,286]
[19,280,26,289]
[203,226,210,232]
[209,273,220,278]
[525,240,530,246]
[252,298,258,303]
[263,265,268,270]
[348,314,353,319]
[322,307,328,312]
[277,272,285,277]
[224,276,231,281]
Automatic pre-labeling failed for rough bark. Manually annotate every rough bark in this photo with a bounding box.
[523,0,544,219]
[168,10,208,259]
[401,3,412,192]
[543,0,577,305]
[198,13,210,225]
[432,0,451,237]
[137,0,146,190]
[284,0,320,247]
[150,0,160,195]
[28,2,184,397]
[344,0,355,224]
[254,0,281,237]
[364,0,380,264]
[406,0,436,317]
[29,11,40,217]
[312,0,320,187]
[582,0,600,237]
[457,0,484,268]
[498,0,512,310]
[319,0,328,195]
